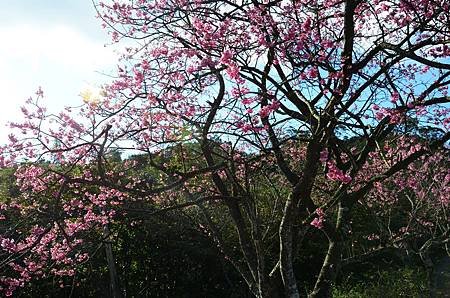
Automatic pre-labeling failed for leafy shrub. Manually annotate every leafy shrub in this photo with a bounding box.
[333,267,429,298]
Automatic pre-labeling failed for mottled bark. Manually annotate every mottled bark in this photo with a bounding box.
[279,139,323,297]
[310,199,349,297]
[279,195,300,298]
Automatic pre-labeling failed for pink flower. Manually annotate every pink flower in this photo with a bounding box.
[241,97,254,105]
[35,86,44,97]
[326,162,352,184]
[259,101,280,118]
[307,67,318,78]
[315,208,324,217]
[311,208,325,229]
[219,50,233,66]
[319,149,328,163]
[390,92,399,103]
[310,217,323,229]
[226,63,240,80]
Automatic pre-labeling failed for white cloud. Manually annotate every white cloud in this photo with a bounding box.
[0,24,115,71]
[0,24,117,143]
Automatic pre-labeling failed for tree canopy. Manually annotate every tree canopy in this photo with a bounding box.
[1,0,449,297]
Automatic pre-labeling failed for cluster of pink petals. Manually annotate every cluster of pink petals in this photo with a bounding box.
[259,101,281,119]
[310,208,325,229]
[320,149,352,184]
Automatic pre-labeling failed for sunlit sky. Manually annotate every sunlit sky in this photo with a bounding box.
[0,1,117,142]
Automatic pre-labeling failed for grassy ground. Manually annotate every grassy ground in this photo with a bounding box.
[333,267,429,298]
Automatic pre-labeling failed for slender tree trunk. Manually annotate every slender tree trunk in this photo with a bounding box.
[310,201,348,297]
[104,225,122,298]
[309,241,341,298]
[279,195,300,298]
[279,139,323,298]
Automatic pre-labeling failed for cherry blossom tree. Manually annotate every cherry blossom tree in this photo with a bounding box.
[1,0,450,297]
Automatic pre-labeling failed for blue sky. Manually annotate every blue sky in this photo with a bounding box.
[0,1,117,142]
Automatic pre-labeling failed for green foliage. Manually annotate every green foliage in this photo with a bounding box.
[16,211,250,297]
[0,167,19,200]
[112,214,249,297]
[3,140,445,297]
[333,267,429,298]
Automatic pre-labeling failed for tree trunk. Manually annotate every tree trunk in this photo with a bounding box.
[279,195,300,298]
[104,225,122,298]
[309,200,349,298]
[309,241,341,298]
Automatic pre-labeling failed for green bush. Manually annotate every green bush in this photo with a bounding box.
[333,267,429,298]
